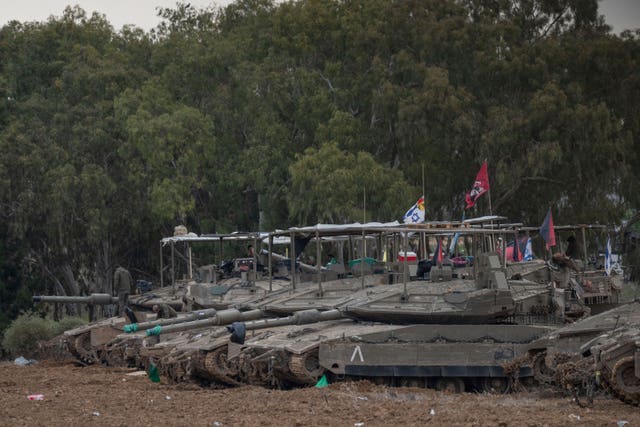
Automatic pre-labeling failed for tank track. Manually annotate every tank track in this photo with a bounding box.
[287,350,323,385]
[162,352,194,384]
[500,355,530,393]
[71,332,100,365]
[102,342,127,367]
[531,352,555,384]
[555,356,596,407]
[193,346,242,386]
[606,356,640,406]
[531,351,573,385]
[238,350,273,386]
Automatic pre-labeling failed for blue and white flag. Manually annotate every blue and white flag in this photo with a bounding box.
[605,236,612,276]
[449,212,466,255]
[523,238,533,261]
[403,196,426,224]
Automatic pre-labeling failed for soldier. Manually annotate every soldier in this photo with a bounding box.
[153,303,178,319]
[181,295,194,312]
[565,235,582,260]
[113,266,133,316]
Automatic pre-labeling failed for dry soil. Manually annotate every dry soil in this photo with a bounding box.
[0,360,638,427]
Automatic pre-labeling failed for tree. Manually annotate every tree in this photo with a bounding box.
[288,142,415,224]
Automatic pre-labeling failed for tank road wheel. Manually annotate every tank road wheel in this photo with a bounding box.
[532,352,555,384]
[482,377,509,394]
[103,345,126,367]
[166,360,190,383]
[203,347,242,386]
[241,355,271,386]
[74,333,98,364]
[435,377,465,393]
[610,356,640,405]
[289,351,324,384]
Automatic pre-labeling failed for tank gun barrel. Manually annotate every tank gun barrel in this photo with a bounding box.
[122,308,265,338]
[122,308,219,333]
[244,309,343,331]
[225,309,344,345]
[32,293,117,305]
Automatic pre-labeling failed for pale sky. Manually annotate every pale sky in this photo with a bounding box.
[0,0,638,33]
[0,1,228,31]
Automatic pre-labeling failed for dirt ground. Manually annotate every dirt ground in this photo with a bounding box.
[0,360,638,427]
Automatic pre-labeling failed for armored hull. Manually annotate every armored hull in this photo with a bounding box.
[589,325,640,405]
[526,301,640,385]
[320,323,554,392]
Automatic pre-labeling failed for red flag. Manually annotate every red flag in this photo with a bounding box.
[540,208,556,250]
[465,161,490,209]
[432,237,443,265]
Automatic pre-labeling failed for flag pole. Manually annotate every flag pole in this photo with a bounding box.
[485,158,493,216]
[484,159,495,251]
[422,163,427,260]
[362,186,366,288]
[421,163,425,201]
[363,185,367,252]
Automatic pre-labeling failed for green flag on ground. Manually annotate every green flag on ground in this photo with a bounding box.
[148,363,160,383]
[315,374,329,388]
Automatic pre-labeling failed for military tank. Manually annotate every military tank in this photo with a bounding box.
[526,303,640,407]
[587,324,640,405]
[32,287,189,364]
[511,223,624,314]
[525,301,640,385]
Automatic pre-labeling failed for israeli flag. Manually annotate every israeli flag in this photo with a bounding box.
[403,196,426,224]
[605,236,612,276]
[523,238,533,261]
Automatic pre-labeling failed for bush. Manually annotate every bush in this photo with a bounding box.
[1,312,86,357]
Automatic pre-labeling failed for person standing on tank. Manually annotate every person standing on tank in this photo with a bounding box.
[113,266,133,316]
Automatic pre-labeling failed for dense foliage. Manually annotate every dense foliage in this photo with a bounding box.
[0,1,638,329]
[1,312,85,357]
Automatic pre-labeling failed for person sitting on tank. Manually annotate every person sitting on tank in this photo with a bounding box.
[551,252,579,272]
[153,303,178,319]
[181,295,194,312]
[416,259,433,279]
[564,235,584,269]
